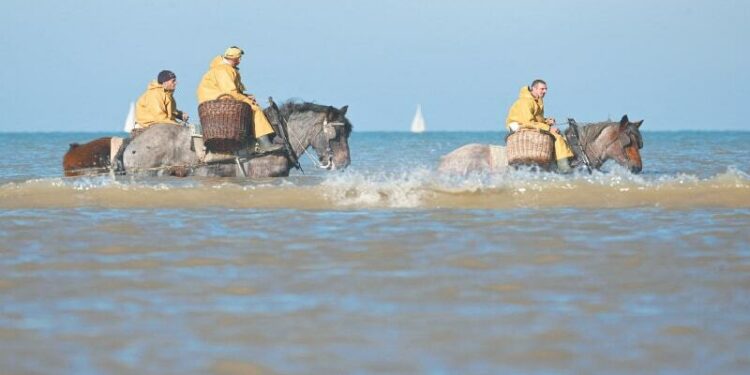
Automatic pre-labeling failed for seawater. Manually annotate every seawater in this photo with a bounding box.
[1,131,749,374]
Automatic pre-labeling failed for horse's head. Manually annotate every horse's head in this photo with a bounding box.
[607,115,644,173]
[275,101,353,171]
[567,115,644,173]
[309,105,352,170]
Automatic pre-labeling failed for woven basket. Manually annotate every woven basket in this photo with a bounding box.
[198,96,252,152]
[506,129,555,168]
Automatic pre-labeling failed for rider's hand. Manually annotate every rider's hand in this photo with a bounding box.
[545,118,555,126]
[181,113,189,122]
[550,126,560,134]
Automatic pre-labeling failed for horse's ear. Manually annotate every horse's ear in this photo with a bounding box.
[339,105,348,116]
[619,114,629,130]
[635,120,643,128]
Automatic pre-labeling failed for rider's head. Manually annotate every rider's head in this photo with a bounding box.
[529,79,548,100]
[223,46,244,67]
[157,70,177,91]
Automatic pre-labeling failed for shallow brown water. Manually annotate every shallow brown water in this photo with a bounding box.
[2,207,749,374]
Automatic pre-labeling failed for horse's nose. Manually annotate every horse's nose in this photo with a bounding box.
[631,164,642,174]
[333,154,350,169]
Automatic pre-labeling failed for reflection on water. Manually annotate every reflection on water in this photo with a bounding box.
[2,208,750,374]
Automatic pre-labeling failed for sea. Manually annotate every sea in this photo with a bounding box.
[1,130,749,374]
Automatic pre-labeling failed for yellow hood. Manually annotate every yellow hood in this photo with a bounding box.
[209,55,224,69]
[196,56,250,104]
[134,81,179,127]
[517,86,534,100]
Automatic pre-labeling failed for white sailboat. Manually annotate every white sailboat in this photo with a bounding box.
[410,105,426,133]
[123,101,136,132]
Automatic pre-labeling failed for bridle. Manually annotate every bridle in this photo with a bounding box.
[578,124,642,168]
[316,118,346,169]
[285,113,346,170]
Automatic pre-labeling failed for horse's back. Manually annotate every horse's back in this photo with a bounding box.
[438,143,507,175]
[123,124,199,175]
[63,137,112,176]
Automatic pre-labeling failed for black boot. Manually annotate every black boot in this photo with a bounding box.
[569,157,581,169]
[256,135,283,154]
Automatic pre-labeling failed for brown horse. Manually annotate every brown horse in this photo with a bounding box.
[438,115,644,174]
[565,115,643,173]
[62,137,112,176]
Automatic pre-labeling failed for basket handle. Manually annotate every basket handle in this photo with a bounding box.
[505,127,555,142]
[216,94,235,100]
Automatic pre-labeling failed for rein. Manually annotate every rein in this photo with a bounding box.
[574,124,637,168]
[283,112,344,170]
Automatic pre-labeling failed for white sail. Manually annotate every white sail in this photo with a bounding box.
[410,105,426,133]
[123,101,136,132]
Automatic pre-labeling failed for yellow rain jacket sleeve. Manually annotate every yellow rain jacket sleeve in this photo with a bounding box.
[196,56,275,138]
[505,86,550,132]
[134,80,181,128]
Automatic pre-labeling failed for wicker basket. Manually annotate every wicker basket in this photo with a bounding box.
[506,129,555,169]
[198,96,252,152]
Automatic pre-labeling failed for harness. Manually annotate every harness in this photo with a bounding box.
[576,125,642,168]
[284,115,345,170]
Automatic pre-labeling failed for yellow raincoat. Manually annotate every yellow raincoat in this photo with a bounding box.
[134,80,183,128]
[196,56,274,138]
[505,86,573,160]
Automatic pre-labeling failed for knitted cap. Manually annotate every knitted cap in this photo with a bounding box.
[157,70,176,84]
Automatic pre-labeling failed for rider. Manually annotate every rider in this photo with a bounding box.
[196,46,282,154]
[134,70,189,129]
[505,79,575,170]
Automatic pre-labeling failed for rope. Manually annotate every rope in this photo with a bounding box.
[284,114,327,168]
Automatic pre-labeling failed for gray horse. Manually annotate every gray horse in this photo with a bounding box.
[121,100,352,178]
[438,115,644,174]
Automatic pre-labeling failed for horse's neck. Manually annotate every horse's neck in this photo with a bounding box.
[286,111,323,156]
[569,125,605,168]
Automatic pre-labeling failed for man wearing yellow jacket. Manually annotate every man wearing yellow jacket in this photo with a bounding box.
[197,46,282,154]
[505,79,575,170]
[135,70,188,128]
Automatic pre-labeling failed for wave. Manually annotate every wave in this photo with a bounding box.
[1,166,748,209]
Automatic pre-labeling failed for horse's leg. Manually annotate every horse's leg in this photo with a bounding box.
[243,154,290,178]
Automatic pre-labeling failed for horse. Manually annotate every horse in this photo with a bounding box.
[438,115,644,174]
[63,100,353,178]
[62,137,113,176]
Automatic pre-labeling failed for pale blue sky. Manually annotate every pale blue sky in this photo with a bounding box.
[0,0,747,132]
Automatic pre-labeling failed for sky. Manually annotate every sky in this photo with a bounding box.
[0,0,748,132]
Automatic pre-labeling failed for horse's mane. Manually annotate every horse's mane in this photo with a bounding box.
[279,100,330,116]
[567,120,642,149]
[567,122,612,147]
[279,100,353,135]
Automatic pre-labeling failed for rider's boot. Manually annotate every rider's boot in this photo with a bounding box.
[568,157,582,169]
[556,157,572,173]
[255,135,284,154]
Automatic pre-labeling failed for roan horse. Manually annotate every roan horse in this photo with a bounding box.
[438,115,643,174]
[63,100,352,178]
